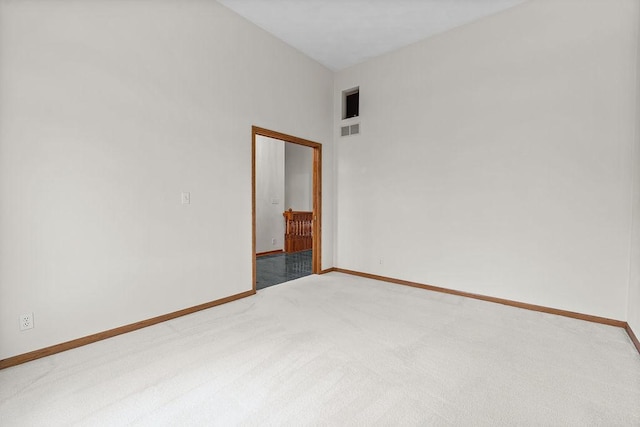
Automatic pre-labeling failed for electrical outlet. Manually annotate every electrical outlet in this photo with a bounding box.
[272,238,277,245]
[181,192,190,205]
[19,313,34,331]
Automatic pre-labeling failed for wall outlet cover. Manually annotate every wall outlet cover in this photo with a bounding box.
[181,192,191,204]
[19,313,34,331]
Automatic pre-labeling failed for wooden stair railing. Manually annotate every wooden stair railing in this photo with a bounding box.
[283,209,313,253]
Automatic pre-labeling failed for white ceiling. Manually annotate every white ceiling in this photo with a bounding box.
[217,0,527,71]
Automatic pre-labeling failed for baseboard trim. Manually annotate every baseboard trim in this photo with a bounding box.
[256,250,283,257]
[0,289,256,370]
[334,268,627,328]
[4,271,637,369]
[626,324,640,355]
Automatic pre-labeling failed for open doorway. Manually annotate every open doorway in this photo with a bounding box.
[251,126,322,291]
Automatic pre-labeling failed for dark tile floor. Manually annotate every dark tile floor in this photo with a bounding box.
[256,250,312,290]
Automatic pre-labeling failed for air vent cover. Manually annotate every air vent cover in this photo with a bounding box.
[341,123,361,137]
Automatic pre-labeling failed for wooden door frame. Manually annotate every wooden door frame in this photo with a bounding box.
[252,126,322,291]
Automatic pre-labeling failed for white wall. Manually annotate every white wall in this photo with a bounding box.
[2,0,637,362]
[256,136,285,253]
[334,0,639,320]
[0,0,334,360]
[628,3,640,336]
[285,143,313,211]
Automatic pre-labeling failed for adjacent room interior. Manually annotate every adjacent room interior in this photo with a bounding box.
[1,0,639,424]
[254,133,315,289]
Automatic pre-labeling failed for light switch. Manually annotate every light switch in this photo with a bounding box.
[181,192,190,204]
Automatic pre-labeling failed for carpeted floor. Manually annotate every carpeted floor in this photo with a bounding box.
[1,272,639,425]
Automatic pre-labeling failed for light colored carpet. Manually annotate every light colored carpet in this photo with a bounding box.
[1,272,639,426]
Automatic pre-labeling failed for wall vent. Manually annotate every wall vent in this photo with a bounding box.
[340,123,361,137]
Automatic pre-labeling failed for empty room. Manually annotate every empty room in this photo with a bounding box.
[1,0,639,425]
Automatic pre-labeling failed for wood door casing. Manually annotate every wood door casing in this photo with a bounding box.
[251,126,322,291]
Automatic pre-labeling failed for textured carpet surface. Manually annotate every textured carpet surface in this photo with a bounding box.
[1,272,639,425]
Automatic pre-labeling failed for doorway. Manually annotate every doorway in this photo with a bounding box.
[252,126,322,291]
